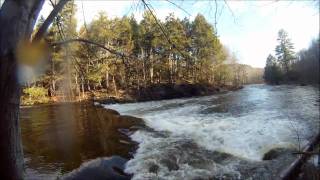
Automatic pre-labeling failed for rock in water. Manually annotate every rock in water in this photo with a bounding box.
[62,156,131,180]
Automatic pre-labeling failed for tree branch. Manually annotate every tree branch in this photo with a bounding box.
[223,0,237,24]
[33,0,69,42]
[292,151,319,155]
[165,0,191,17]
[279,133,320,179]
[141,0,190,60]
[51,38,128,58]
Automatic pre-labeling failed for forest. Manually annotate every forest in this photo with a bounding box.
[264,29,319,85]
[21,1,262,105]
[0,1,319,179]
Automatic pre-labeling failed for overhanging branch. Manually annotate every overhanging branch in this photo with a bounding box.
[51,38,129,58]
[33,0,69,42]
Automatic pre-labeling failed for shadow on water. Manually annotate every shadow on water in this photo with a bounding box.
[20,102,144,179]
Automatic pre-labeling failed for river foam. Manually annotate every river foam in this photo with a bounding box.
[104,84,319,179]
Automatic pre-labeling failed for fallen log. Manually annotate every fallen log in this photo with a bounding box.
[279,133,320,180]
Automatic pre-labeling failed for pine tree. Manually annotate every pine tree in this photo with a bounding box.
[275,29,295,76]
[191,14,221,83]
[296,37,320,83]
[25,11,237,100]
[164,13,188,83]
[264,54,282,84]
[139,11,163,85]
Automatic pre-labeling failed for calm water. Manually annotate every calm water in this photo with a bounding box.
[21,103,141,179]
[21,84,319,179]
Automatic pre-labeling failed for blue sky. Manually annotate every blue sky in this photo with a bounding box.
[40,0,319,68]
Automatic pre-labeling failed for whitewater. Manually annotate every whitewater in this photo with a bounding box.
[104,84,319,179]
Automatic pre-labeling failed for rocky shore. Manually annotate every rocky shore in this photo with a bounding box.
[96,83,243,104]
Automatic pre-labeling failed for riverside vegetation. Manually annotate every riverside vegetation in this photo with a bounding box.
[263,29,319,85]
[21,1,263,105]
[0,1,318,179]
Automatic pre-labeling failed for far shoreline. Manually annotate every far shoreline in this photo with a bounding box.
[20,83,245,107]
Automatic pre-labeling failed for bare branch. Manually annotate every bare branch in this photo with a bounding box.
[141,0,170,42]
[223,0,237,24]
[51,38,128,58]
[81,1,89,33]
[49,0,56,7]
[214,0,218,35]
[33,0,69,42]
[279,133,320,179]
[165,0,191,17]
[292,151,319,155]
[141,0,190,60]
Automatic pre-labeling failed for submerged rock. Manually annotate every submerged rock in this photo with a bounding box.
[62,156,131,180]
[262,148,290,160]
[103,108,121,115]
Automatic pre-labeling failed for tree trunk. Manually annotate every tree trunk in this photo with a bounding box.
[149,49,153,84]
[0,1,45,179]
[141,48,146,87]
[75,74,80,99]
[87,80,91,91]
[0,0,69,178]
[105,71,109,90]
[169,56,172,84]
[81,80,84,100]
[51,54,56,96]
[0,54,24,180]
[113,75,118,97]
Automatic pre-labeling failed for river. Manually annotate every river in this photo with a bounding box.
[21,84,319,179]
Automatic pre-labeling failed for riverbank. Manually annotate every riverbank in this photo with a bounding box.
[21,83,243,106]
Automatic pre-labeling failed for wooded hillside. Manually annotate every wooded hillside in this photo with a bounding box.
[21,1,262,104]
[264,29,319,85]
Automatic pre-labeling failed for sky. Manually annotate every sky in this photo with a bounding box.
[39,0,319,68]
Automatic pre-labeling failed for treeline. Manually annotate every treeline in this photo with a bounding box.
[23,1,252,104]
[264,29,319,84]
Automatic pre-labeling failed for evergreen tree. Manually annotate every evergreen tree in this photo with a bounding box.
[25,11,243,101]
[295,37,320,83]
[191,14,222,84]
[139,11,163,85]
[164,13,188,83]
[264,54,282,84]
[275,29,295,76]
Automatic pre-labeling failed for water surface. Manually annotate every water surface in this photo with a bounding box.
[21,103,138,179]
[105,84,319,179]
[21,84,319,179]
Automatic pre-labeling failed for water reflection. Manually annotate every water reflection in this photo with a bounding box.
[20,102,143,178]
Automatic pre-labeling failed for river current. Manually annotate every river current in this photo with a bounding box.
[105,84,319,179]
[21,84,319,179]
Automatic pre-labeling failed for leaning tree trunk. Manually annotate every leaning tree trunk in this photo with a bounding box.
[0,1,45,179]
[0,0,69,178]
